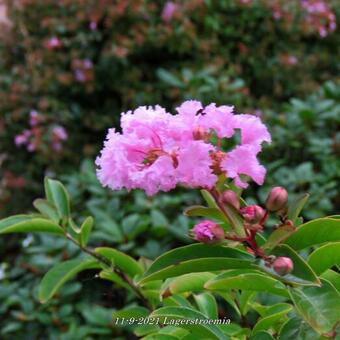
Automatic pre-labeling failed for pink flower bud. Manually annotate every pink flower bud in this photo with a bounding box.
[265,187,288,212]
[192,220,224,244]
[220,190,240,210]
[273,257,294,276]
[240,205,266,224]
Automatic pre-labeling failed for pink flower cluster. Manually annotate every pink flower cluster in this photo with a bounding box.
[301,0,336,37]
[96,101,271,196]
[14,110,67,152]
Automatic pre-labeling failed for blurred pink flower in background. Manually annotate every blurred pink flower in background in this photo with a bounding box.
[161,1,179,23]
[45,36,61,50]
[29,110,39,126]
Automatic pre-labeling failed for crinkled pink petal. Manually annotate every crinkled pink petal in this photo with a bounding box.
[130,155,177,196]
[221,144,266,188]
[176,100,203,117]
[200,103,236,138]
[96,129,134,191]
[176,140,217,189]
[233,114,271,150]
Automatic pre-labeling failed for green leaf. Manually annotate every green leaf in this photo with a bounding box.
[134,324,160,337]
[33,199,59,223]
[44,178,70,219]
[222,202,246,237]
[99,270,134,292]
[163,295,193,309]
[194,293,218,319]
[263,225,296,251]
[260,244,320,286]
[157,69,184,87]
[167,272,216,295]
[205,270,289,297]
[320,270,340,293]
[284,218,340,250]
[139,244,254,284]
[200,190,219,209]
[238,291,256,316]
[38,258,101,303]
[287,193,309,224]
[0,217,64,235]
[250,331,274,340]
[288,279,340,335]
[95,247,143,277]
[113,306,149,321]
[79,216,94,247]
[183,206,227,224]
[142,334,178,340]
[149,307,226,339]
[279,316,324,340]
[308,242,340,275]
[252,303,292,335]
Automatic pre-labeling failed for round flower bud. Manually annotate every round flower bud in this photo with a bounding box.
[220,190,240,210]
[273,257,294,276]
[192,220,224,244]
[265,187,288,212]
[240,205,266,224]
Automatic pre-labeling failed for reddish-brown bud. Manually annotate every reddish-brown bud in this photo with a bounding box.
[240,205,266,224]
[273,256,294,276]
[220,190,240,210]
[265,187,288,212]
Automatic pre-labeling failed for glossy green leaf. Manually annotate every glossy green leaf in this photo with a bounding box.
[133,324,160,337]
[194,293,218,319]
[44,177,70,219]
[279,316,325,340]
[149,307,226,339]
[287,193,309,225]
[99,270,134,292]
[142,334,178,340]
[265,244,320,286]
[183,206,227,223]
[33,199,59,223]
[263,225,296,251]
[238,291,256,316]
[200,190,219,209]
[0,217,64,235]
[113,306,149,321]
[250,331,274,340]
[167,272,215,295]
[252,303,292,335]
[95,247,143,277]
[218,291,241,316]
[321,270,340,293]
[205,270,289,297]
[139,244,254,284]
[288,279,340,335]
[284,218,340,250]
[79,216,94,247]
[222,202,246,237]
[38,258,101,303]
[308,242,340,275]
[163,295,193,309]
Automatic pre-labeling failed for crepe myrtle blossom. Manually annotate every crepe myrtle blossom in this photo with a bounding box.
[96,101,271,195]
[191,220,225,244]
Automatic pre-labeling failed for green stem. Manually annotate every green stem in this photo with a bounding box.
[65,233,152,310]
